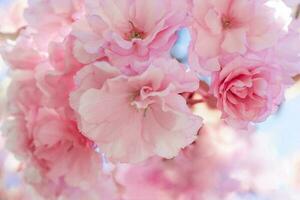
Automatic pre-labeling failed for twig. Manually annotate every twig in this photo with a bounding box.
[0,26,25,41]
[295,4,300,19]
[293,74,300,82]
[0,32,19,40]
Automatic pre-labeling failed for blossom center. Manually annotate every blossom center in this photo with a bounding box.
[127,21,146,41]
[221,16,233,29]
[129,31,145,40]
[130,86,154,114]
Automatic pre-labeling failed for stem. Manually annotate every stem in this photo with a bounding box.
[296,4,300,19]
[0,26,25,41]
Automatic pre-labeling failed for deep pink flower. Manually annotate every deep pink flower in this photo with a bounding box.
[211,55,290,128]
[70,58,202,163]
[72,0,188,74]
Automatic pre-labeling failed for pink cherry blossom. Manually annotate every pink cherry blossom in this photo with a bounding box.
[28,108,100,187]
[0,29,46,70]
[2,70,109,197]
[264,21,300,76]
[70,58,202,163]
[211,55,291,129]
[4,106,107,196]
[189,0,291,74]
[24,0,84,50]
[71,0,188,74]
[48,36,83,74]
[3,71,44,160]
[35,36,84,109]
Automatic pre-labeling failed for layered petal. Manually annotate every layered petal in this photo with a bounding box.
[71,59,202,163]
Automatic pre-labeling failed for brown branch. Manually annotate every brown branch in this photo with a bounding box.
[0,26,25,41]
[294,74,300,82]
[0,32,19,40]
[296,4,300,19]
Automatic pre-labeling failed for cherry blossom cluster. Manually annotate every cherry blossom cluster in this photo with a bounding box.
[0,0,300,199]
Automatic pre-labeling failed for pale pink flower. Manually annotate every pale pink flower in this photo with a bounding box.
[35,37,84,108]
[2,71,106,196]
[211,55,290,129]
[0,30,46,70]
[71,58,202,163]
[72,0,188,74]
[4,107,103,190]
[3,71,42,160]
[24,0,84,50]
[189,0,290,74]
[28,108,100,187]
[263,21,300,76]
[69,61,120,117]
[48,36,83,74]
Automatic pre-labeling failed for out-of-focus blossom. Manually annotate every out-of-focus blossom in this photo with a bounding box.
[273,39,300,76]
[0,133,44,200]
[1,70,120,199]
[262,20,300,76]
[0,0,27,34]
[188,0,291,74]
[116,124,288,200]
[35,36,84,109]
[0,29,46,70]
[72,0,188,74]
[71,58,202,163]
[24,0,84,50]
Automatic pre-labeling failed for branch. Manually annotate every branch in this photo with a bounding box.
[0,26,25,41]
[296,4,300,19]
[0,32,19,40]
[294,74,300,82]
